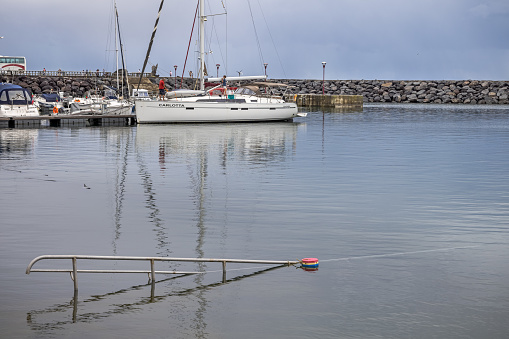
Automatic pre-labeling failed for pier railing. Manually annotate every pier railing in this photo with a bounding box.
[26,255,299,291]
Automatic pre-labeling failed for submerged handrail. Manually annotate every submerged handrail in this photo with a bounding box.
[26,255,299,291]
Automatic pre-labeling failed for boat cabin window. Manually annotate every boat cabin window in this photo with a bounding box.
[0,89,31,105]
[234,87,257,96]
[133,90,149,97]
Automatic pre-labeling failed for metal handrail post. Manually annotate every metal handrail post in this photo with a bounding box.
[72,257,78,291]
[222,261,227,283]
[150,259,155,282]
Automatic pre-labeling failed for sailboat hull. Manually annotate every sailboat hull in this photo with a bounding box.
[135,100,299,123]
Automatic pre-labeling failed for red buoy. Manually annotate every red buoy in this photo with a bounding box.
[301,258,319,268]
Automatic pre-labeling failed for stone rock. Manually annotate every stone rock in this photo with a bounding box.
[408,94,418,102]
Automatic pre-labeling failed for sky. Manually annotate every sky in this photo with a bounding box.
[1,0,509,81]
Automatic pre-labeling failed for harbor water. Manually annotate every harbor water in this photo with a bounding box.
[1,104,509,338]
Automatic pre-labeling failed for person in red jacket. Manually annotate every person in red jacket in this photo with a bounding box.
[159,78,165,100]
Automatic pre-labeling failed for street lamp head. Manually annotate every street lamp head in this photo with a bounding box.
[322,61,326,66]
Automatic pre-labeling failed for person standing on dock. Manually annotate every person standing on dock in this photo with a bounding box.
[159,78,165,100]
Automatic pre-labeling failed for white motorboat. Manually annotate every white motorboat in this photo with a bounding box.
[135,0,304,124]
[67,85,133,115]
[68,95,133,115]
[33,93,65,115]
[0,83,39,117]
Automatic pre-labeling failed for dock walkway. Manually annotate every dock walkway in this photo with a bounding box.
[0,114,136,128]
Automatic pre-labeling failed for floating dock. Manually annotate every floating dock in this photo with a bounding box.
[0,114,137,128]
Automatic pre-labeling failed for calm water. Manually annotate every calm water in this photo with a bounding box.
[1,104,509,338]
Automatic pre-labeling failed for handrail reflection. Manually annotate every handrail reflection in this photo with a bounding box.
[26,265,289,335]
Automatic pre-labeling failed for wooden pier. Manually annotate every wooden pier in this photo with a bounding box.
[0,114,137,128]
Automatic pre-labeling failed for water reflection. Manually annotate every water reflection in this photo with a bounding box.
[0,128,38,156]
[135,151,171,254]
[135,122,302,170]
[111,129,132,254]
[135,122,303,337]
[26,265,287,336]
[133,122,303,260]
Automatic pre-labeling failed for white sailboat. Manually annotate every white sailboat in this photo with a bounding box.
[58,1,133,116]
[135,0,304,124]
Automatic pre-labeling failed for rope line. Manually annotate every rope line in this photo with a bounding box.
[255,0,287,78]
[246,0,265,72]
[320,245,480,263]
[155,246,481,276]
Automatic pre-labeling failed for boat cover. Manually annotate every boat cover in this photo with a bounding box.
[0,83,32,105]
[41,93,60,102]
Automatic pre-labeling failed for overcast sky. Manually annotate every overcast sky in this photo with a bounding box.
[1,0,508,80]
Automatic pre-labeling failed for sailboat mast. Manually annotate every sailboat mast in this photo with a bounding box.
[136,0,165,92]
[114,1,119,92]
[199,0,205,90]
[115,2,129,98]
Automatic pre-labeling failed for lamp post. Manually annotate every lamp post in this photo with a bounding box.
[173,65,178,88]
[322,61,326,95]
[264,63,268,79]
[216,64,220,78]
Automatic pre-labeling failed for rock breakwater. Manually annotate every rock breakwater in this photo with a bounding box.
[2,74,508,104]
[0,75,120,97]
[277,79,509,104]
[0,74,196,97]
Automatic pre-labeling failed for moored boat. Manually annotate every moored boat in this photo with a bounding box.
[33,93,64,115]
[0,83,39,117]
[134,0,304,124]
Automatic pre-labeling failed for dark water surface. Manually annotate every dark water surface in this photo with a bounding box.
[1,104,509,338]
